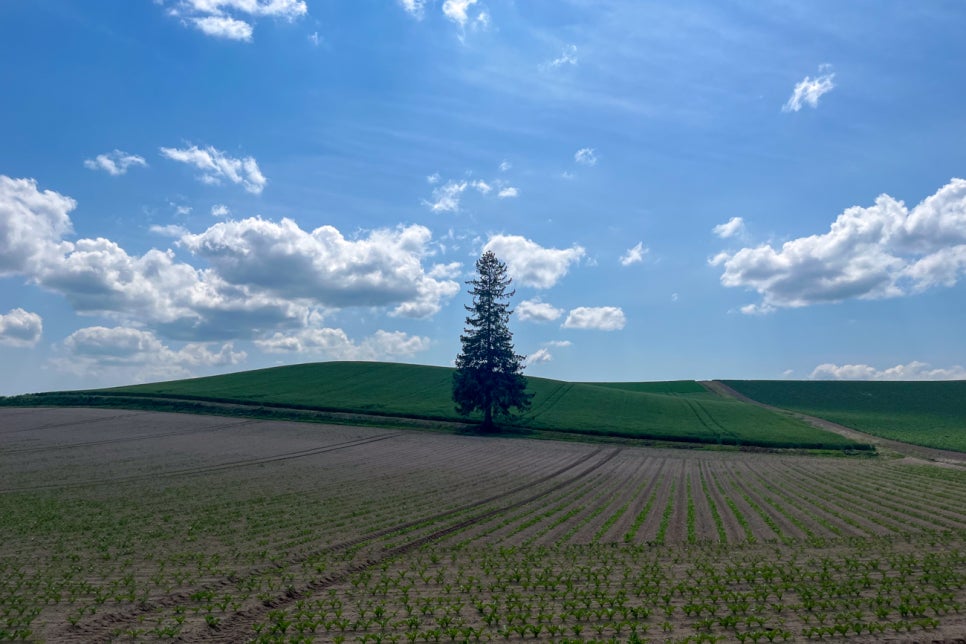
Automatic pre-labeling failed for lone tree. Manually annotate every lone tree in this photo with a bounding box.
[453,251,532,430]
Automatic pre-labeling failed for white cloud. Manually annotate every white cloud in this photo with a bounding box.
[497,186,519,199]
[526,347,553,366]
[398,0,426,18]
[211,204,230,217]
[810,361,966,381]
[0,309,42,347]
[516,299,563,323]
[428,261,462,279]
[165,0,307,41]
[425,180,467,213]
[192,15,253,40]
[59,325,245,382]
[546,340,571,348]
[256,327,430,361]
[711,178,966,313]
[562,306,626,331]
[782,66,835,113]
[0,176,75,277]
[471,180,492,194]
[620,241,647,266]
[1,175,459,344]
[180,217,460,317]
[150,224,190,238]
[670,292,679,302]
[427,172,440,185]
[483,235,585,288]
[84,150,147,176]
[574,147,597,166]
[545,44,578,69]
[442,0,478,27]
[307,31,320,46]
[499,160,511,172]
[160,144,267,194]
[713,216,745,239]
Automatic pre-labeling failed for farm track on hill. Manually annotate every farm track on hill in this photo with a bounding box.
[702,380,966,466]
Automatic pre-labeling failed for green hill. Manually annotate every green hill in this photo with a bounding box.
[726,380,966,452]
[14,362,858,451]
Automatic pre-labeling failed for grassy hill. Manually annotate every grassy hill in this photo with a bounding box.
[726,380,966,453]
[3,362,863,451]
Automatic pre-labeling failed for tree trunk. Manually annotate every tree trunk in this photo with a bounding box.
[482,405,493,431]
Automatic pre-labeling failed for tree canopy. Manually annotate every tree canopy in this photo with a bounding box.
[453,251,532,429]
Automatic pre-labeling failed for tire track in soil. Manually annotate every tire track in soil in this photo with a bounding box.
[612,457,668,542]
[0,433,402,493]
[0,411,147,435]
[195,448,623,644]
[700,460,748,543]
[67,447,614,642]
[0,418,262,455]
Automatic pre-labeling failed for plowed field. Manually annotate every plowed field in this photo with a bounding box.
[1,408,964,642]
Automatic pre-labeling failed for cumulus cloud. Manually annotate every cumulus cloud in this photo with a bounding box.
[499,160,511,172]
[0,176,75,276]
[562,306,626,331]
[620,241,648,266]
[0,309,43,347]
[192,15,253,40]
[84,150,147,176]
[574,148,597,166]
[483,235,585,288]
[59,325,245,382]
[810,361,966,381]
[180,217,459,317]
[711,179,966,313]
[526,347,553,366]
[256,328,430,361]
[516,299,563,323]
[164,0,307,41]
[211,204,230,217]
[0,175,459,343]
[160,144,267,194]
[782,66,835,113]
[713,216,745,239]
[497,186,519,199]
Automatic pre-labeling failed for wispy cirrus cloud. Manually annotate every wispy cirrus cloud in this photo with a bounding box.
[160,144,267,194]
[574,147,598,166]
[542,44,578,70]
[620,241,648,266]
[84,150,147,176]
[782,65,835,113]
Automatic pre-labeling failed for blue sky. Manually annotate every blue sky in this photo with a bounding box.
[2,0,966,393]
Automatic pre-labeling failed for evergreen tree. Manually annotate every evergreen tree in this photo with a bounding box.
[453,251,532,429]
